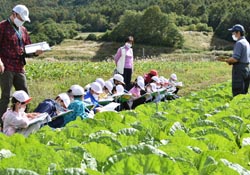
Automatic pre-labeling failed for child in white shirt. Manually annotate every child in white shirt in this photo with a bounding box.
[2,90,45,137]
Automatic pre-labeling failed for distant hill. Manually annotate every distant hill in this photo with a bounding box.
[40,31,233,61]
[1,0,249,44]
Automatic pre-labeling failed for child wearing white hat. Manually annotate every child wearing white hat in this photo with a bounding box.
[84,82,103,113]
[63,85,87,126]
[34,92,71,128]
[2,90,48,137]
[167,73,183,95]
[128,79,145,98]
[99,81,113,99]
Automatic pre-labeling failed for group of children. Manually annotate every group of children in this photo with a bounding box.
[1,70,183,137]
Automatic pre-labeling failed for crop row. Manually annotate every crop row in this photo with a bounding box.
[0,81,249,174]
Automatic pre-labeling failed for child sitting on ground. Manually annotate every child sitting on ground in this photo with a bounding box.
[63,85,87,126]
[34,93,71,128]
[2,90,48,137]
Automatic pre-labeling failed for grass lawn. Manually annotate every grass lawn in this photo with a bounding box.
[25,59,232,111]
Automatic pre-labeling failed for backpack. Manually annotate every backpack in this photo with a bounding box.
[34,99,57,117]
[34,99,64,128]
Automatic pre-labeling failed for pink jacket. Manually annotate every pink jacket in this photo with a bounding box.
[129,86,141,98]
[114,45,134,69]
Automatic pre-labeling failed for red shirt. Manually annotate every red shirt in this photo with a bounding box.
[0,19,31,73]
[144,73,152,84]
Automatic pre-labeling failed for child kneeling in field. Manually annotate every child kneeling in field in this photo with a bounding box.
[2,90,48,137]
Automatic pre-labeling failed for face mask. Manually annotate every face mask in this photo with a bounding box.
[232,34,238,41]
[19,106,26,113]
[93,94,99,101]
[125,43,132,48]
[14,17,24,27]
[147,87,152,93]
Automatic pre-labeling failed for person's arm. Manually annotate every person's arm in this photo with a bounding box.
[23,28,43,57]
[12,114,29,128]
[225,57,239,65]
[114,48,122,65]
[217,42,242,65]
[0,23,5,73]
[131,48,134,72]
[0,58,4,73]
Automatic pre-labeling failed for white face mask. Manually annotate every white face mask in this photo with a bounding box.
[19,106,26,113]
[125,43,132,48]
[14,17,24,27]
[93,94,99,101]
[232,34,238,41]
[146,87,152,93]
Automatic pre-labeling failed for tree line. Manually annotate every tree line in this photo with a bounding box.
[0,0,249,47]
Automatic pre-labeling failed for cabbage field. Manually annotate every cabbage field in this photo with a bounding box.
[1,80,250,174]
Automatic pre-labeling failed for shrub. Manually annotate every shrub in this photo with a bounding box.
[85,34,98,41]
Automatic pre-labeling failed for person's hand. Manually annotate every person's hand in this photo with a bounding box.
[0,63,4,74]
[216,56,228,62]
[0,59,4,74]
[34,49,43,56]
[27,112,40,119]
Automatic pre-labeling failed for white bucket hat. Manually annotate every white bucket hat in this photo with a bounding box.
[95,78,105,88]
[104,81,113,94]
[91,82,103,94]
[137,79,145,90]
[13,90,32,104]
[58,93,70,108]
[137,75,144,82]
[113,74,125,84]
[151,76,160,83]
[13,5,30,22]
[170,73,177,81]
[71,85,85,96]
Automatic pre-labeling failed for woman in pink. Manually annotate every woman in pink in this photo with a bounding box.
[114,36,134,90]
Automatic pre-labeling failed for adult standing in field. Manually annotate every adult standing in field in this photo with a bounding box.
[221,24,250,97]
[217,24,250,97]
[0,4,43,128]
[114,36,134,90]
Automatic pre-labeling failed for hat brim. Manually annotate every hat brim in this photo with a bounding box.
[23,97,32,104]
[116,80,125,85]
[21,15,30,22]
[95,89,103,94]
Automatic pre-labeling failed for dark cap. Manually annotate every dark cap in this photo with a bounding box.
[228,24,245,32]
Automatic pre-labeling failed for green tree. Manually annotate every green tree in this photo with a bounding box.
[102,6,183,48]
[106,10,142,42]
[30,19,78,46]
